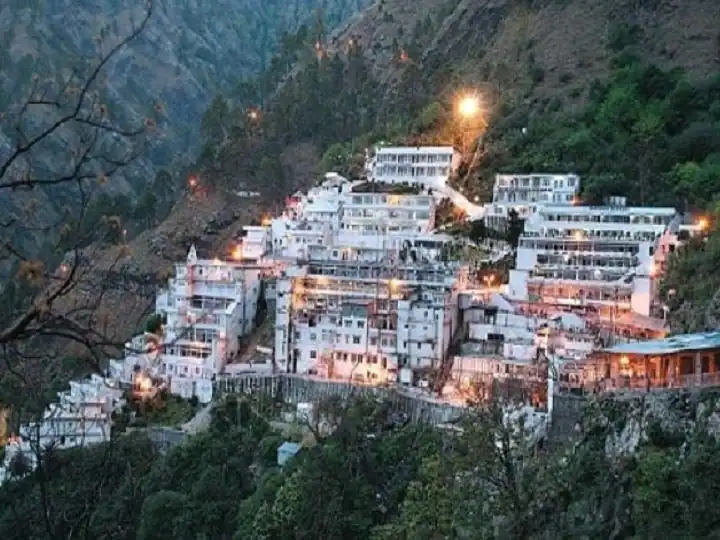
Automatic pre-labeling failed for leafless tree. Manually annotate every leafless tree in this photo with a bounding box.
[0,0,160,425]
[0,4,167,536]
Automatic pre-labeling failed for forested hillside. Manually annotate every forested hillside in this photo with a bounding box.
[2,0,720,535]
[5,0,715,381]
[0,0,370,265]
[4,393,720,539]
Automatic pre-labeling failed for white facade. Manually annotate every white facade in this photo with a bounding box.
[484,174,580,232]
[274,257,467,384]
[337,191,436,250]
[508,197,680,317]
[122,245,263,402]
[1,374,123,481]
[240,226,271,260]
[367,146,460,188]
[255,173,453,260]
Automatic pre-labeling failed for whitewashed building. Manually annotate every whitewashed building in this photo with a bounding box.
[337,190,436,251]
[507,197,680,317]
[121,245,264,402]
[366,146,460,188]
[1,374,123,481]
[274,255,468,384]
[484,173,580,232]
[255,173,453,260]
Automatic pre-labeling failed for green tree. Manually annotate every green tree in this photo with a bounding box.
[506,208,524,249]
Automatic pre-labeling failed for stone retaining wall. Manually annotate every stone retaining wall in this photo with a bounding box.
[215,374,466,425]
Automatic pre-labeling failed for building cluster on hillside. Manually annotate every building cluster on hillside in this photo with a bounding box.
[0,374,123,484]
[5,144,712,465]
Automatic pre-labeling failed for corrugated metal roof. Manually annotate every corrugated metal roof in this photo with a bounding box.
[605,331,720,355]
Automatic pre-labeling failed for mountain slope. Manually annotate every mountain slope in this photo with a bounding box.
[9,0,720,388]
[333,0,719,102]
[0,0,369,261]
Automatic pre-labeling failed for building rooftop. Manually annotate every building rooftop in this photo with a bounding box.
[605,331,720,356]
[278,441,302,454]
[375,146,455,154]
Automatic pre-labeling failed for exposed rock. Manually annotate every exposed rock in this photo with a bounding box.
[582,389,720,457]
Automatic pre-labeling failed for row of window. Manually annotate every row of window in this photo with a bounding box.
[541,213,672,225]
[495,192,574,203]
[495,175,578,188]
[518,240,642,253]
[376,166,450,177]
[343,209,431,220]
[340,224,424,233]
[349,195,433,206]
[375,153,452,164]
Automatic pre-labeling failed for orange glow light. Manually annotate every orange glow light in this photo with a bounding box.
[231,245,243,260]
[457,94,481,119]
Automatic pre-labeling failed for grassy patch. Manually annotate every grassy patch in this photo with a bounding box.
[140,394,198,428]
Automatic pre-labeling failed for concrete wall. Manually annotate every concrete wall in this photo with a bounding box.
[547,393,586,448]
[215,374,466,425]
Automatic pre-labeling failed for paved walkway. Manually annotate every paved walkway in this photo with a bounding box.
[432,184,485,220]
[181,402,213,434]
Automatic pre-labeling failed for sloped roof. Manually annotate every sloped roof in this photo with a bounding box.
[605,331,720,356]
[278,441,302,455]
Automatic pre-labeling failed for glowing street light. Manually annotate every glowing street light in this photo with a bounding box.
[457,94,481,120]
[697,217,709,231]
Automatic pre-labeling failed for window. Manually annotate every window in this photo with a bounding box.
[310,333,317,341]
[357,320,365,329]
[310,350,317,359]
[344,319,352,328]
[353,336,361,344]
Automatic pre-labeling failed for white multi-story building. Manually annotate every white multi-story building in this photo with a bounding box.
[484,174,580,232]
[1,374,123,480]
[508,197,680,318]
[274,254,468,384]
[254,173,452,260]
[337,190,436,250]
[122,245,264,401]
[367,146,460,188]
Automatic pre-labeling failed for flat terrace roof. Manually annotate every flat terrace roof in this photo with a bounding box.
[605,331,720,356]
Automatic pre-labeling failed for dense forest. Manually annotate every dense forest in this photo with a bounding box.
[3,393,720,539]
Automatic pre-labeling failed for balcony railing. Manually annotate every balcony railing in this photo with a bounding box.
[558,372,720,394]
